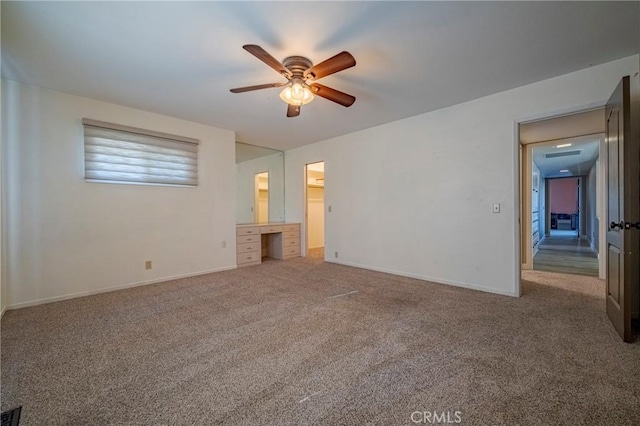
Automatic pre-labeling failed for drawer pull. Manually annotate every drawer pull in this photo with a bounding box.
[247,246,252,250]
[247,256,252,260]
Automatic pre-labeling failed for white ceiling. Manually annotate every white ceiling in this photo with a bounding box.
[2,1,638,151]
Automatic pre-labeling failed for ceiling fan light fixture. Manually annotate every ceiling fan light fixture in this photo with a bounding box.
[230,45,356,116]
[280,80,314,106]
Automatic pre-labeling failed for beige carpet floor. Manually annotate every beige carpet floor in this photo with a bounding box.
[2,256,639,425]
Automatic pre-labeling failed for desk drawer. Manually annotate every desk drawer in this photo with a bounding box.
[237,251,260,265]
[283,231,299,239]
[283,237,300,247]
[260,225,283,234]
[237,227,260,236]
[237,235,260,244]
[237,242,260,254]
[284,224,300,232]
[283,246,301,259]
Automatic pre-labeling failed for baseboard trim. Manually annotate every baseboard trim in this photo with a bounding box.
[325,259,519,298]
[1,306,6,319]
[4,265,238,311]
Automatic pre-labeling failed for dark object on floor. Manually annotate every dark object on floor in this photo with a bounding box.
[1,406,21,426]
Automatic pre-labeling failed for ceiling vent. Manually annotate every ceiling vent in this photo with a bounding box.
[544,150,582,159]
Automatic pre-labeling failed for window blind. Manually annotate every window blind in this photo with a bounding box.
[83,119,199,186]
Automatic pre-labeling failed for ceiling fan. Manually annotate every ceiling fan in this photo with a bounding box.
[230,45,356,118]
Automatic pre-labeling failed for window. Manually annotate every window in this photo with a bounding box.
[83,118,199,186]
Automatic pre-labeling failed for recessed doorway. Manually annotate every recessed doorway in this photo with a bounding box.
[305,162,324,259]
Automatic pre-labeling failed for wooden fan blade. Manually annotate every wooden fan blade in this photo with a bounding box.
[310,83,356,107]
[243,45,292,78]
[230,82,285,93]
[287,104,300,118]
[304,51,356,80]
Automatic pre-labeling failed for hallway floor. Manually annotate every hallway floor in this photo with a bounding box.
[534,236,599,277]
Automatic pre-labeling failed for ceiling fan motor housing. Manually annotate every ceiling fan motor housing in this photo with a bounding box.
[282,56,313,78]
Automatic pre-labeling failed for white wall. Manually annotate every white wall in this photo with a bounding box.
[285,55,639,297]
[236,152,284,224]
[2,80,237,309]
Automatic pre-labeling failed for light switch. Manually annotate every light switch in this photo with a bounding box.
[328,205,332,213]
[493,203,500,213]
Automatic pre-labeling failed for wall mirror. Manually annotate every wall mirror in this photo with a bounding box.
[236,142,284,224]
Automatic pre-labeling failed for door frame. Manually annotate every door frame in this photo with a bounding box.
[521,142,535,271]
[515,104,607,295]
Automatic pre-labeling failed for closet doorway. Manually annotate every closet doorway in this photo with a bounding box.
[305,162,325,259]
[254,171,269,224]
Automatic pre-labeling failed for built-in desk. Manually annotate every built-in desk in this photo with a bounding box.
[236,223,301,267]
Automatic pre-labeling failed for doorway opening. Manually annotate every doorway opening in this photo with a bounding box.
[518,77,639,342]
[305,161,325,260]
[255,171,269,224]
[520,108,605,279]
[548,177,580,238]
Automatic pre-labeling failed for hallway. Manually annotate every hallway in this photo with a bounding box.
[533,235,599,277]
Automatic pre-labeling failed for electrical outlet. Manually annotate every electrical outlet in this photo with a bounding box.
[222,240,227,248]
[334,251,339,258]
[145,260,152,270]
